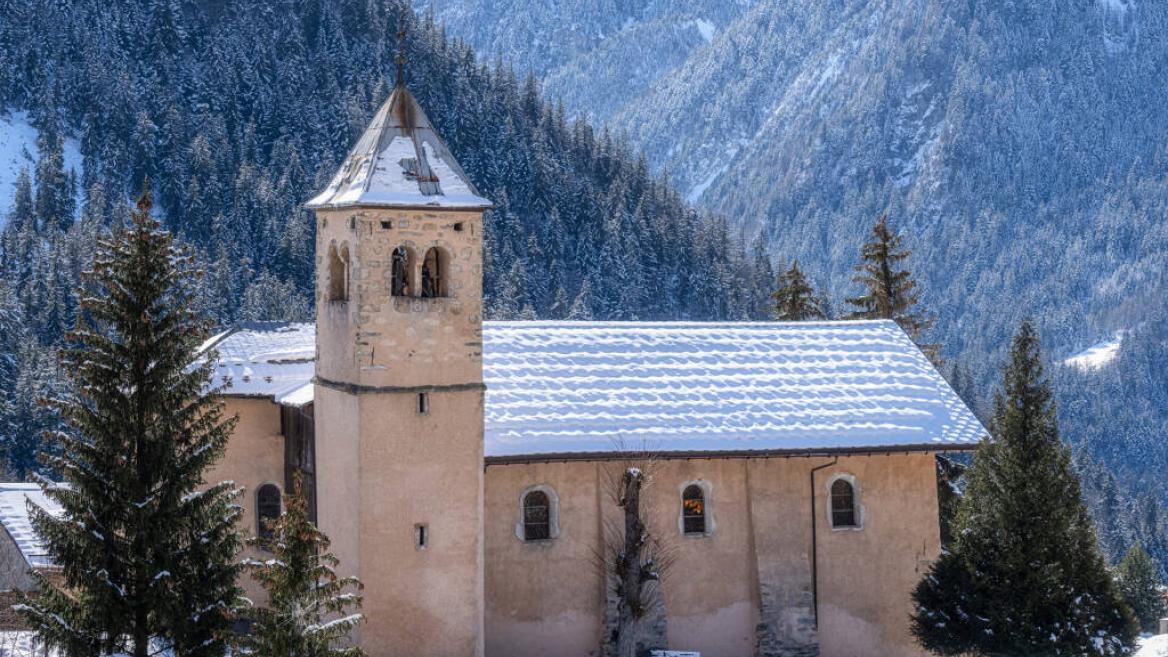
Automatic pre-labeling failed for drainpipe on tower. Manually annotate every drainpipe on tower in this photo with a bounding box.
[809,456,838,628]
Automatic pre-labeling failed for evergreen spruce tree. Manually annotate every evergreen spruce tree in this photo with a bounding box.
[241,473,364,657]
[911,321,1136,656]
[17,187,243,657]
[0,279,23,473]
[1115,543,1167,633]
[568,280,595,320]
[934,454,965,547]
[33,112,76,232]
[771,260,826,321]
[845,215,937,356]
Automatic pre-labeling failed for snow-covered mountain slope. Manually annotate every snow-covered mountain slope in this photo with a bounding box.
[417,0,754,125]
[0,110,82,224]
[436,0,1168,368]
[432,0,1168,570]
[1064,331,1126,371]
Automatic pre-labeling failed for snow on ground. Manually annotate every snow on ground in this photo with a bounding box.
[0,110,83,225]
[1138,634,1168,657]
[0,633,171,657]
[1063,330,1125,371]
[0,630,1159,657]
[0,632,36,657]
[687,19,716,43]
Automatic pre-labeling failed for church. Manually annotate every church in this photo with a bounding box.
[0,81,984,657]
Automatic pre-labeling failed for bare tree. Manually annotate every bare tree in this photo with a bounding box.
[596,450,675,657]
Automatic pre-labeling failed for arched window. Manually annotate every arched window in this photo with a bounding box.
[516,485,559,542]
[830,478,857,528]
[328,243,350,302]
[391,246,412,297]
[420,247,446,298]
[256,483,282,540]
[522,490,551,541]
[682,484,706,535]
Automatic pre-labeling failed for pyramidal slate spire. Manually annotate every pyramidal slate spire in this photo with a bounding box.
[305,84,491,210]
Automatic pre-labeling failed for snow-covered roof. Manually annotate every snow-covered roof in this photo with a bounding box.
[200,322,316,399]
[304,85,492,210]
[482,321,985,457]
[213,320,985,456]
[0,483,62,569]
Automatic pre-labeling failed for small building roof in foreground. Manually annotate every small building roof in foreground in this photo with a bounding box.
[0,483,61,568]
[304,85,492,210]
[209,320,986,458]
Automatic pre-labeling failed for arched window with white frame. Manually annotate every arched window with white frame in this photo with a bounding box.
[679,481,714,536]
[516,485,559,542]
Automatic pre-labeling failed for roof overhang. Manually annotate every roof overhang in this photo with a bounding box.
[484,441,982,466]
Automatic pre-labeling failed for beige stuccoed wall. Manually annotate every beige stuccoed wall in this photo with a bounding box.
[206,397,286,602]
[814,453,941,657]
[313,205,486,657]
[484,452,943,657]
[484,461,607,657]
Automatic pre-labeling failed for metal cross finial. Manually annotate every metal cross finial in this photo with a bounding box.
[395,25,407,87]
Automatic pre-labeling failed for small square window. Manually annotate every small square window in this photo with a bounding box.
[418,392,430,415]
[380,220,392,230]
[414,523,428,550]
[453,222,464,232]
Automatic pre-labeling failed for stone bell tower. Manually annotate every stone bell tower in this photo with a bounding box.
[305,79,491,657]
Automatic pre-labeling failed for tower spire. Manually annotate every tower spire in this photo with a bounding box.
[395,25,407,88]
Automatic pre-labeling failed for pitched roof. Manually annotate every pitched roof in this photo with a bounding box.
[483,321,984,457]
[304,85,492,210]
[208,320,985,457]
[200,322,315,399]
[0,483,62,568]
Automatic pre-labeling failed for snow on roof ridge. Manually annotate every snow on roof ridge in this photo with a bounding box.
[304,85,492,210]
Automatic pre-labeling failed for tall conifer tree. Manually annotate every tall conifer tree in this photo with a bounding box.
[17,186,242,657]
[242,473,365,657]
[911,321,1136,656]
[1115,543,1167,633]
[846,215,937,356]
[771,260,826,321]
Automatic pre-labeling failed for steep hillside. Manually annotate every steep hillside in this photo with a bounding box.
[0,0,773,326]
[430,0,1168,571]
[420,0,755,125]
[0,111,82,224]
[0,0,779,479]
[613,1,1168,364]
